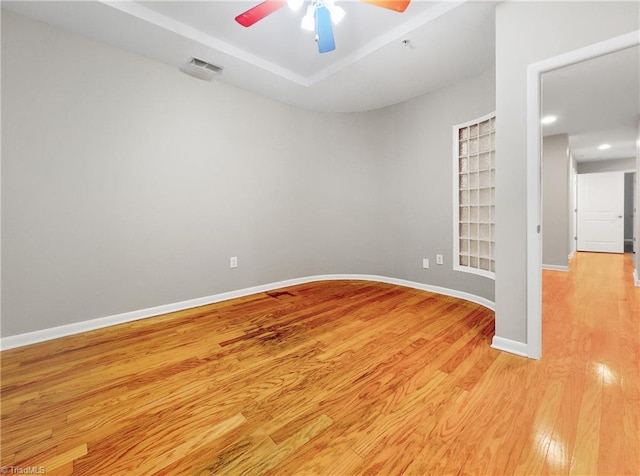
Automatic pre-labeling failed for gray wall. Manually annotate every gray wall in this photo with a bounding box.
[1,12,385,336]
[624,173,635,245]
[577,157,636,174]
[1,11,495,337]
[637,118,640,272]
[542,134,570,268]
[495,1,639,343]
[377,68,496,300]
[569,154,577,258]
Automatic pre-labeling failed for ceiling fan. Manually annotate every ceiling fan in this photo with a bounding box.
[235,0,411,54]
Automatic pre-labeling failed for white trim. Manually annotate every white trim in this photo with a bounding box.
[542,264,569,272]
[634,269,640,287]
[491,336,528,358]
[0,274,495,351]
[568,251,575,261]
[526,30,640,361]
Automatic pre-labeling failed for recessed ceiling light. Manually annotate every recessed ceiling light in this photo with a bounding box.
[541,115,557,125]
[598,143,611,150]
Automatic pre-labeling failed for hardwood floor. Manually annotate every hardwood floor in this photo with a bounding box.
[1,252,638,475]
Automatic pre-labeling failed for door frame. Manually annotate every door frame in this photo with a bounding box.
[525,31,640,360]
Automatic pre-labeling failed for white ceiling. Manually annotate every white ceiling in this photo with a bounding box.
[542,45,640,163]
[2,0,497,113]
[4,1,637,163]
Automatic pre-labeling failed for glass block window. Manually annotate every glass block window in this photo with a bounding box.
[453,113,495,278]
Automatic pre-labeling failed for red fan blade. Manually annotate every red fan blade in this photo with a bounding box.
[359,0,411,13]
[235,0,287,27]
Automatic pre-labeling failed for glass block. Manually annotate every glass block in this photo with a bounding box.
[480,223,491,240]
[480,171,491,188]
[490,260,495,272]
[479,188,491,205]
[459,157,468,173]
[479,134,491,152]
[479,153,491,170]
[459,141,468,156]
[469,138,479,155]
[480,206,491,222]
[456,114,496,275]
[469,223,478,239]
[491,205,495,221]
[470,189,479,206]
[491,242,495,259]
[480,241,490,258]
[469,155,479,172]
[491,223,495,240]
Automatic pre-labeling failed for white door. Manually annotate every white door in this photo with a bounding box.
[577,172,624,253]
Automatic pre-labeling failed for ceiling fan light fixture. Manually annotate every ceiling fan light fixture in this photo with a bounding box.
[328,4,346,24]
[301,6,316,31]
[287,0,304,11]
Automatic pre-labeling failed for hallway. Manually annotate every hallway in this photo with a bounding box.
[541,251,639,473]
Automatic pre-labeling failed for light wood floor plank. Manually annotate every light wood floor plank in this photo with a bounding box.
[1,252,638,474]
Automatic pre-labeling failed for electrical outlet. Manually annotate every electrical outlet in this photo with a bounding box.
[230,256,238,269]
[436,254,444,265]
[422,258,430,269]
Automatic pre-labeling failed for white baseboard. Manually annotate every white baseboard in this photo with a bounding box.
[568,251,575,261]
[634,269,640,287]
[491,336,529,358]
[542,264,570,272]
[0,274,495,351]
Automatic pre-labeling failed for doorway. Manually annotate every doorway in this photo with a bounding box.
[527,31,640,359]
[577,172,625,253]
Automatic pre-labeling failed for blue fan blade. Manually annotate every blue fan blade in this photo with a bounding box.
[315,6,335,53]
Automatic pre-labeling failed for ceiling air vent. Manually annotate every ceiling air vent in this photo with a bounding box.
[180,57,223,82]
